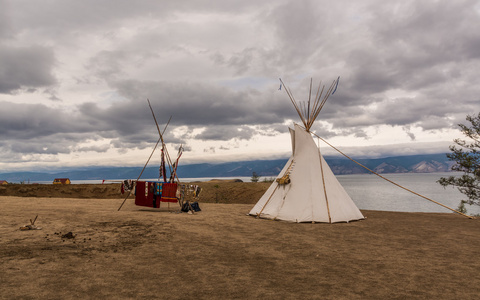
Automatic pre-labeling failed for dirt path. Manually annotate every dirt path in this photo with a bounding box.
[1,196,479,299]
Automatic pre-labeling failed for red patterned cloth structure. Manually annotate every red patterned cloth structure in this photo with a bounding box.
[135,181,178,208]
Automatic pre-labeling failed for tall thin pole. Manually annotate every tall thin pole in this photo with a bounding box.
[117,116,172,211]
[307,78,312,123]
[280,78,308,129]
[147,99,179,182]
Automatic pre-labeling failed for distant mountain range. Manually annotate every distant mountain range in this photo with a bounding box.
[0,153,454,183]
[0,153,454,182]
[326,153,454,175]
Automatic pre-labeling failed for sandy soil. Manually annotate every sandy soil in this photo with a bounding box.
[1,183,479,299]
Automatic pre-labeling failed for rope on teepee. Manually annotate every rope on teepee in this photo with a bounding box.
[311,132,474,219]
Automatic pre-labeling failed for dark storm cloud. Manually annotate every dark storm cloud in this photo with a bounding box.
[254,1,480,137]
[109,80,295,127]
[0,101,112,156]
[6,2,173,37]
[66,79,299,145]
[77,144,110,153]
[0,102,83,139]
[360,1,480,91]
[6,0,262,39]
[41,0,480,140]
[0,98,184,160]
[0,45,57,93]
[340,1,480,120]
[0,77,294,158]
[373,1,480,61]
[194,125,255,141]
[3,0,480,171]
[268,0,329,70]
[0,0,12,39]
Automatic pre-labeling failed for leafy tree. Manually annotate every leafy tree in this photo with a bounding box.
[438,113,480,207]
[251,172,260,182]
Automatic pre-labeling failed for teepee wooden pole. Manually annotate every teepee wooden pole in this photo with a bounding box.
[312,132,474,219]
[317,143,332,223]
[308,81,324,130]
[309,81,332,130]
[257,159,295,218]
[256,185,280,218]
[301,102,308,125]
[311,80,336,124]
[281,78,339,131]
[280,78,308,128]
[307,78,312,123]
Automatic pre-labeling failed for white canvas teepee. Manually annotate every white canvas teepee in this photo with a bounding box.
[249,78,364,223]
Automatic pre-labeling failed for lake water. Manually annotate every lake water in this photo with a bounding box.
[336,172,479,215]
[43,173,480,215]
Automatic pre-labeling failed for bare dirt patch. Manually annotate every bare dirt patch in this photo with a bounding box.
[1,183,479,299]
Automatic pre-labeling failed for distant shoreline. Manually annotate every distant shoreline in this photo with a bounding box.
[0,153,453,183]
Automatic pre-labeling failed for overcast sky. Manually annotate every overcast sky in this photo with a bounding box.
[1,0,479,172]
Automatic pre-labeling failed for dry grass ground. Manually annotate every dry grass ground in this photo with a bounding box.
[1,183,479,299]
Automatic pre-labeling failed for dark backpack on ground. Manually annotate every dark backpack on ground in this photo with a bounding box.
[190,201,201,212]
[181,201,190,212]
